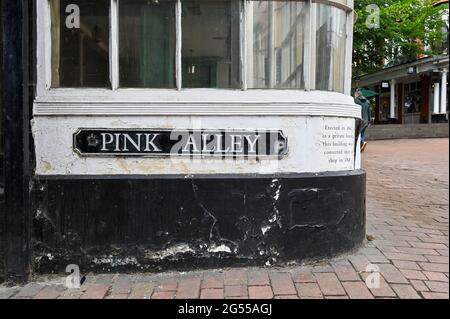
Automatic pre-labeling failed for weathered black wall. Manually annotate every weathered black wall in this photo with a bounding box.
[0,0,4,282]
[32,170,366,273]
[1,0,32,282]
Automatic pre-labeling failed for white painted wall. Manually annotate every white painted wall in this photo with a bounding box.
[32,115,358,176]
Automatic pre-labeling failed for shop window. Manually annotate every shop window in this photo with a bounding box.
[51,0,110,88]
[44,0,352,93]
[246,1,307,89]
[182,0,240,88]
[119,0,176,88]
[404,81,422,124]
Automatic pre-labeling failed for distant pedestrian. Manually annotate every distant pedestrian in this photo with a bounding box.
[354,89,371,152]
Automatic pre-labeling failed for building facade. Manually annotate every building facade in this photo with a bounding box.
[357,55,449,126]
[1,0,365,281]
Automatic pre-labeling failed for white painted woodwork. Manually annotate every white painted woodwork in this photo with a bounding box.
[434,82,440,114]
[440,69,447,115]
[390,79,396,119]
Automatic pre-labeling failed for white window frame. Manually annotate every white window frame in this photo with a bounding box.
[35,0,359,118]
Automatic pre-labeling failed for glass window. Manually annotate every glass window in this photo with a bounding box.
[246,1,307,89]
[47,0,351,92]
[119,0,176,88]
[182,0,240,88]
[315,3,347,93]
[51,0,110,88]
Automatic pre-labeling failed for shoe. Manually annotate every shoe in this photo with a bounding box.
[361,142,368,153]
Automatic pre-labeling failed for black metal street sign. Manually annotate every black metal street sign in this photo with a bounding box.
[73,129,288,158]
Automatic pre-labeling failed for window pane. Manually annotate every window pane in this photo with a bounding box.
[182,0,240,88]
[119,0,176,88]
[246,1,307,89]
[51,0,110,88]
[315,4,347,93]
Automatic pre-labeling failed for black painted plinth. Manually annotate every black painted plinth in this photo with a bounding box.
[32,170,366,273]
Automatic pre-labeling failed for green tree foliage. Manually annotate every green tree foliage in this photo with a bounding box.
[353,0,448,76]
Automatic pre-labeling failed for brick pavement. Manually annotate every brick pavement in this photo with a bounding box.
[1,138,448,299]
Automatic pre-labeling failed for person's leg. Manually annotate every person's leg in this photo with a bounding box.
[360,128,367,152]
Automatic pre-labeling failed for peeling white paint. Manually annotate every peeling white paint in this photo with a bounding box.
[207,244,233,254]
[269,180,282,228]
[261,225,271,235]
[36,209,43,218]
[269,247,280,257]
[93,256,139,267]
[145,244,194,260]
[268,215,277,223]
[271,181,281,201]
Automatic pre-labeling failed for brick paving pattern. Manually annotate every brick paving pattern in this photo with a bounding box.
[1,138,448,299]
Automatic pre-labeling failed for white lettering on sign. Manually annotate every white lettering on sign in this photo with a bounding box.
[101,133,162,152]
[201,134,216,152]
[80,129,285,158]
[145,134,161,152]
[246,135,260,153]
[101,133,113,151]
[230,135,243,152]
[183,135,200,153]
[123,133,142,152]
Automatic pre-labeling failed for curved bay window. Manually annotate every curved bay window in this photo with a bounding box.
[44,0,353,94]
[31,0,364,270]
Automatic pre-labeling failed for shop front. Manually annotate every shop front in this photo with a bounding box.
[357,56,449,125]
[2,0,365,278]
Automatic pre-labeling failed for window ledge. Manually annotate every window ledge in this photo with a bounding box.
[34,89,360,118]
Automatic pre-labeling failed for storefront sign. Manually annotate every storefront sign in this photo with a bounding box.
[73,129,288,158]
